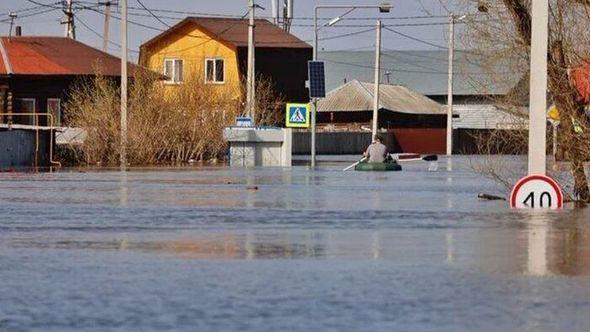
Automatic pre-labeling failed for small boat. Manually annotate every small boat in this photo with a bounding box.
[354,160,402,172]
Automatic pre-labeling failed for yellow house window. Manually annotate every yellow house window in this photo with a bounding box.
[205,58,224,84]
[164,58,183,84]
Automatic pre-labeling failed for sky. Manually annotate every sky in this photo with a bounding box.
[0,0,459,61]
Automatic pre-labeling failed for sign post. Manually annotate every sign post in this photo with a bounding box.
[308,61,326,168]
[528,0,549,175]
[509,1,564,210]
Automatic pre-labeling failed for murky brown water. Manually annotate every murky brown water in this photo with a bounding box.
[1,157,590,331]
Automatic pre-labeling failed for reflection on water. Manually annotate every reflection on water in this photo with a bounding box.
[4,159,590,331]
[5,232,328,260]
[525,213,549,276]
[120,170,128,207]
[446,231,455,264]
[4,210,590,278]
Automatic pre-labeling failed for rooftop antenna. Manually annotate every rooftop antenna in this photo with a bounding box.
[8,12,17,38]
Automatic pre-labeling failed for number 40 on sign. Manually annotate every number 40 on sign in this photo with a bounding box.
[510,175,564,209]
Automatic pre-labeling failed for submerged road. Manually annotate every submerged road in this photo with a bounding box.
[1,156,590,331]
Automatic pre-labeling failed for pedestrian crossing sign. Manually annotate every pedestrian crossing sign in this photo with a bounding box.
[286,103,310,128]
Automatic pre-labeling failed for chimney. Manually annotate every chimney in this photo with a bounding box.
[15,26,22,36]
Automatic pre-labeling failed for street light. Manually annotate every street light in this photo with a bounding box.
[8,12,17,38]
[311,3,392,168]
[379,3,392,13]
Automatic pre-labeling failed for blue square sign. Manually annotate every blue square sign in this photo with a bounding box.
[286,103,310,128]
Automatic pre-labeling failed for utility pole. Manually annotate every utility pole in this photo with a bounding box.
[101,1,112,52]
[8,13,17,38]
[312,4,391,168]
[271,0,279,25]
[63,0,76,39]
[312,6,318,168]
[372,20,382,140]
[446,14,455,156]
[120,0,128,168]
[285,0,293,32]
[528,0,549,175]
[245,0,256,123]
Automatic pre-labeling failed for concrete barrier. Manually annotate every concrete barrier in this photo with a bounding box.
[223,127,292,167]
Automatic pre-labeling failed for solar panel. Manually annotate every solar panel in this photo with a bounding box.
[308,61,326,99]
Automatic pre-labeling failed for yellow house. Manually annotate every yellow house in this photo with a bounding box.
[139,17,312,103]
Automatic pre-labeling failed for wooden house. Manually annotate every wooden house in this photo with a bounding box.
[0,36,145,127]
[138,17,312,105]
[315,80,447,154]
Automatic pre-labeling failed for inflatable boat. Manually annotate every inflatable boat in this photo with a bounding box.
[354,160,402,172]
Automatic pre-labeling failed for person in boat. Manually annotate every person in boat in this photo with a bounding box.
[363,134,388,163]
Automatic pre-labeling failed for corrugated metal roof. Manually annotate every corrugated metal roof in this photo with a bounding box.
[141,17,311,50]
[319,50,524,96]
[0,36,147,76]
[318,80,444,115]
[452,104,525,129]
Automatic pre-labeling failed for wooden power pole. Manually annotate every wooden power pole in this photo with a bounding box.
[63,0,76,39]
[100,1,112,52]
[245,0,256,122]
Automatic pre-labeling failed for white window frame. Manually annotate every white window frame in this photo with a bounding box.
[204,58,225,84]
[47,98,61,127]
[163,58,184,84]
[18,98,36,125]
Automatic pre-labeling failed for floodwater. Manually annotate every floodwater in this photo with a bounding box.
[1,156,590,331]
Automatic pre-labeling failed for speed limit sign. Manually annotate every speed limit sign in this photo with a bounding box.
[510,175,563,209]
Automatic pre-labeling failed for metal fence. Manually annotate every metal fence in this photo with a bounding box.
[293,129,447,155]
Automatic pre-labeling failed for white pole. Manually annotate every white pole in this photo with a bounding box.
[120,0,128,168]
[246,0,256,122]
[446,15,454,156]
[528,0,549,175]
[102,1,112,52]
[372,20,382,140]
[271,0,279,25]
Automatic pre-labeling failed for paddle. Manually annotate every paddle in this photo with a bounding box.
[422,154,438,162]
[392,154,438,162]
[343,157,367,171]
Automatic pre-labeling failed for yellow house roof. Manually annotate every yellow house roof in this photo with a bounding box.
[140,17,312,50]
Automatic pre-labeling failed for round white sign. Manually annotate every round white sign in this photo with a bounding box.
[510,175,564,209]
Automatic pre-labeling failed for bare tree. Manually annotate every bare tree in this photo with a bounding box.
[460,0,590,201]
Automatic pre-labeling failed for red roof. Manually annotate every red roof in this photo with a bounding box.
[0,36,146,76]
[141,17,312,50]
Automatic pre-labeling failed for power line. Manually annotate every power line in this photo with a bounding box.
[87,6,379,47]
[84,1,452,21]
[75,13,140,54]
[319,58,515,76]
[135,0,171,28]
[0,7,59,23]
[383,26,448,50]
